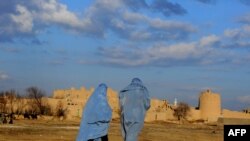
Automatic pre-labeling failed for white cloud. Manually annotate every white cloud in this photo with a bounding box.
[1,0,85,42]
[199,34,220,47]
[130,30,151,40]
[0,71,9,80]
[97,41,214,67]
[11,5,33,32]
[34,0,84,28]
[95,30,250,67]
[222,25,250,48]
[83,0,195,40]
[148,42,201,59]
[110,19,128,30]
[149,18,196,32]
[122,11,147,24]
[0,0,196,42]
[223,26,250,40]
[224,28,241,39]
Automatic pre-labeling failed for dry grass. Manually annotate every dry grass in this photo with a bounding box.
[0,119,223,141]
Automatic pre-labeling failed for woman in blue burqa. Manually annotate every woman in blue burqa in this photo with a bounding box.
[76,83,112,141]
[119,78,151,141]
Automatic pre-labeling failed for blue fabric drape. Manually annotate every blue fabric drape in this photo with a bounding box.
[119,78,151,141]
[76,83,112,141]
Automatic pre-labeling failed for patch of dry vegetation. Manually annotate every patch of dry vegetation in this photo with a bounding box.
[0,119,223,141]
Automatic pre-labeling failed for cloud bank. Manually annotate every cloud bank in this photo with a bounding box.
[1,0,250,68]
[0,0,194,43]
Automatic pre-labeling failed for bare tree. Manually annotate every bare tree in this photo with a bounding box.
[15,94,26,115]
[173,102,190,121]
[26,87,46,115]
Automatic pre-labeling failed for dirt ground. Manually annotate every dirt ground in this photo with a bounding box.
[0,119,223,141]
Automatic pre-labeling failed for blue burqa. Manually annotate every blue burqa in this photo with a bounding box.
[76,83,112,141]
[119,78,151,141]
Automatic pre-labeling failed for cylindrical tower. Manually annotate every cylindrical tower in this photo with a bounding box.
[199,89,221,122]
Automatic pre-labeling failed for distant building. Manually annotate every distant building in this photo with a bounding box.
[198,89,221,122]
[49,88,250,122]
[3,87,250,123]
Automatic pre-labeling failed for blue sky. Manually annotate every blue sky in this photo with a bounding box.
[0,0,250,110]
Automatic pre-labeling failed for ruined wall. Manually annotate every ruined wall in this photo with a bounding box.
[148,99,164,112]
[188,108,201,121]
[52,87,179,121]
[51,87,120,119]
[53,87,94,102]
[199,89,221,122]
[145,99,175,122]
[145,112,174,122]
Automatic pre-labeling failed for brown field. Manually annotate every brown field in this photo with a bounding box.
[0,119,223,141]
